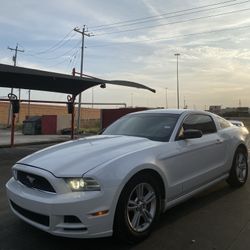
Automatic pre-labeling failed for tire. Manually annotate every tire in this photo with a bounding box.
[227,147,248,187]
[113,173,162,244]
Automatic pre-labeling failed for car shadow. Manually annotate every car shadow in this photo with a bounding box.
[155,181,242,231]
[157,182,238,227]
[5,220,132,250]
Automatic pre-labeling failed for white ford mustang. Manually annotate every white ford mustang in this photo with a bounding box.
[6,109,249,243]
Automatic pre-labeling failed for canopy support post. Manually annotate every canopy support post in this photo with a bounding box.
[8,93,19,147]
[67,95,76,140]
[10,113,16,147]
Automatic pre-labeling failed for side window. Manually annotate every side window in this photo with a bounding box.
[179,114,217,137]
[217,117,231,129]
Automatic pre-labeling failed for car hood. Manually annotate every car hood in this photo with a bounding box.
[17,135,158,177]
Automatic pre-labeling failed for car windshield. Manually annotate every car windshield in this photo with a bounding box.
[103,113,180,142]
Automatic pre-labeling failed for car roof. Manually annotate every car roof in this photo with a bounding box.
[131,109,212,116]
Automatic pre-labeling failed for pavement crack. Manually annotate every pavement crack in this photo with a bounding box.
[225,218,250,250]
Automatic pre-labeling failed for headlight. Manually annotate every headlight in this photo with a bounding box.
[65,177,101,192]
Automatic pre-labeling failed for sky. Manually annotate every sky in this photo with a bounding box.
[1,0,250,109]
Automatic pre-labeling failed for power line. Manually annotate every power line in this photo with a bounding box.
[89,0,239,30]
[72,50,81,69]
[23,29,75,58]
[39,40,81,60]
[47,57,72,68]
[25,40,81,61]
[91,0,249,32]
[88,23,250,48]
[66,46,81,71]
[26,33,77,57]
[31,29,74,55]
[94,6,250,36]
[37,33,77,55]
[47,46,80,68]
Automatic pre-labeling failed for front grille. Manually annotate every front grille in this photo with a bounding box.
[16,170,56,193]
[10,200,49,227]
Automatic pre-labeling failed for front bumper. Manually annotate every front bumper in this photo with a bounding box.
[6,175,115,238]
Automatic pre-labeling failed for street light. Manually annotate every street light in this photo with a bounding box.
[165,88,168,109]
[174,53,180,109]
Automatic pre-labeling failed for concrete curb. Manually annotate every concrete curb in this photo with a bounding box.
[0,139,69,148]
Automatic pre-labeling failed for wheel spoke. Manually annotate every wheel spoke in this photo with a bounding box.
[240,169,245,180]
[136,184,144,200]
[143,191,156,204]
[241,171,244,179]
[131,211,141,229]
[239,163,246,170]
[127,200,137,211]
[239,170,242,179]
[142,208,153,223]
[238,154,244,164]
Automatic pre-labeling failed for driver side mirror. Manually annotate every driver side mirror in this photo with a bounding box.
[180,129,203,140]
[98,128,106,135]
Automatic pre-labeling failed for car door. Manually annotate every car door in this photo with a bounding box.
[171,114,227,194]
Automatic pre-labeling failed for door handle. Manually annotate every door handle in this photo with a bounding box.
[216,139,223,144]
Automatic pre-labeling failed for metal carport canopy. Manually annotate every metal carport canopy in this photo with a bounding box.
[0,63,155,146]
[0,64,156,95]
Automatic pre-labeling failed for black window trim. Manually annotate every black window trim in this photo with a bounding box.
[175,113,217,141]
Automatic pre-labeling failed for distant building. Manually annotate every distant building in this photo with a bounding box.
[0,102,100,126]
[209,105,222,114]
[209,106,250,117]
[222,107,249,117]
[237,107,249,113]
[222,107,237,114]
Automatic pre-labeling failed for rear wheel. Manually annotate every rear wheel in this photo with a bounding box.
[227,148,248,187]
[113,173,161,243]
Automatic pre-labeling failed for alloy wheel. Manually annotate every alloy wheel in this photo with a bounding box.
[126,182,156,232]
[236,152,247,182]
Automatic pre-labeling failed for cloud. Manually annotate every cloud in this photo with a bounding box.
[2,0,250,109]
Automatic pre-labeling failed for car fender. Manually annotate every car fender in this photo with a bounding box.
[86,157,169,228]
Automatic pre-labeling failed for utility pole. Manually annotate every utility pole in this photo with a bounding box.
[165,88,168,109]
[92,88,94,108]
[131,93,134,107]
[7,43,24,125]
[174,53,180,109]
[27,88,31,119]
[74,26,91,133]
[184,96,187,109]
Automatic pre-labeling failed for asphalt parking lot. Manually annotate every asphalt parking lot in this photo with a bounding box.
[1,144,250,250]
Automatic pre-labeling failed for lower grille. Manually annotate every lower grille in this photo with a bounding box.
[10,200,49,227]
[63,227,87,232]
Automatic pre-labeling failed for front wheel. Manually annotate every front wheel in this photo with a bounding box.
[227,147,248,187]
[113,173,161,243]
